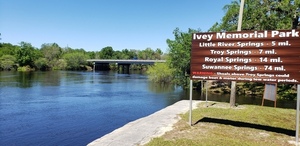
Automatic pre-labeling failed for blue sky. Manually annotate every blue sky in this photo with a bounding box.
[0,0,233,52]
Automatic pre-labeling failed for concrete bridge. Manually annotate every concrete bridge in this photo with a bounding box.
[87,59,166,72]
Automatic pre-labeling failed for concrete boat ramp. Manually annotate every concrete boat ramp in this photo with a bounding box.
[87,100,201,146]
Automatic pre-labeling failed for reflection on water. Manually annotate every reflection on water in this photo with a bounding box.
[0,71,62,88]
[148,82,177,93]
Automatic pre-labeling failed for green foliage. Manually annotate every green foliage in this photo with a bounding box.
[277,84,297,100]
[112,50,122,59]
[143,48,154,59]
[63,47,86,54]
[137,47,162,60]
[111,49,138,59]
[34,58,49,70]
[122,49,137,59]
[0,55,17,70]
[40,43,62,69]
[16,42,37,67]
[166,28,198,87]
[0,43,19,57]
[53,59,67,70]
[209,0,300,32]
[99,46,114,59]
[17,65,34,71]
[147,63,173,83]
[63,52,89,70]
[41,43,62,60]
[219,0,240,31]
[241,82,264,94]
[86,51,96,59]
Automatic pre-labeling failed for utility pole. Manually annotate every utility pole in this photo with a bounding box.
[230,0,244,107]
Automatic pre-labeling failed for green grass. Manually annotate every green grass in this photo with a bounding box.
[146,102,297,146]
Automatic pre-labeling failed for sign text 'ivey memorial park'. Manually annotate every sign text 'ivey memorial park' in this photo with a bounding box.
[191,30,300,83]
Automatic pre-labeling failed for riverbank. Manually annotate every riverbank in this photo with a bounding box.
[87,100,201,146]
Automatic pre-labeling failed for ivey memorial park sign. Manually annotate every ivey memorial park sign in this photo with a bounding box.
[191,30,300,84]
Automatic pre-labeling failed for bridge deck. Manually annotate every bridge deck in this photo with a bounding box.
[87,59,166,64]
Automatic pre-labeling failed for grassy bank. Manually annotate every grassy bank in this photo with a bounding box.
[146,102,297,146]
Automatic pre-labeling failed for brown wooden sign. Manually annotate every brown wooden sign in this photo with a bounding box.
[191,29,300,83]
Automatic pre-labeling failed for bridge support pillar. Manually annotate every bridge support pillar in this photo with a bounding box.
[118,64,130,74]
[93,62,95,71]
[94,63,110,71]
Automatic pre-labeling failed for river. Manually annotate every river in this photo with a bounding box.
[0,71,296,146]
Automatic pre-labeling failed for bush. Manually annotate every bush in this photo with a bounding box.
[147,63,173,83]
[17,65,34,71]
[0,55,17,70]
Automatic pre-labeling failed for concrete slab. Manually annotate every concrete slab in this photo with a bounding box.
[87,100,201,146]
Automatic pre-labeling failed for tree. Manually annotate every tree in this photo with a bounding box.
[129,49,139,59]
[137,50,147,60]
[112,50,123,59]
[16,42,37,67]
[40,43,62,69]
[137,49,149,60]
[0,43,19,57]
[154,48,163,59]
[55,59,67,70]
[0,43,19,70]
[40,43,62,60]
[122,49,136,59]
[0,55,16,70]
[86,51,96,59]
[166,28,198,87]
[209,0,300,32]
[100,46,114,59]
[63,52,89,70]
[34,58,49,70]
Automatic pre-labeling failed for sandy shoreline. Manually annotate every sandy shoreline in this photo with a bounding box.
[87,100,201,146]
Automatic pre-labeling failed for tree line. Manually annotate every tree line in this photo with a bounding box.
[0,42,164,71]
